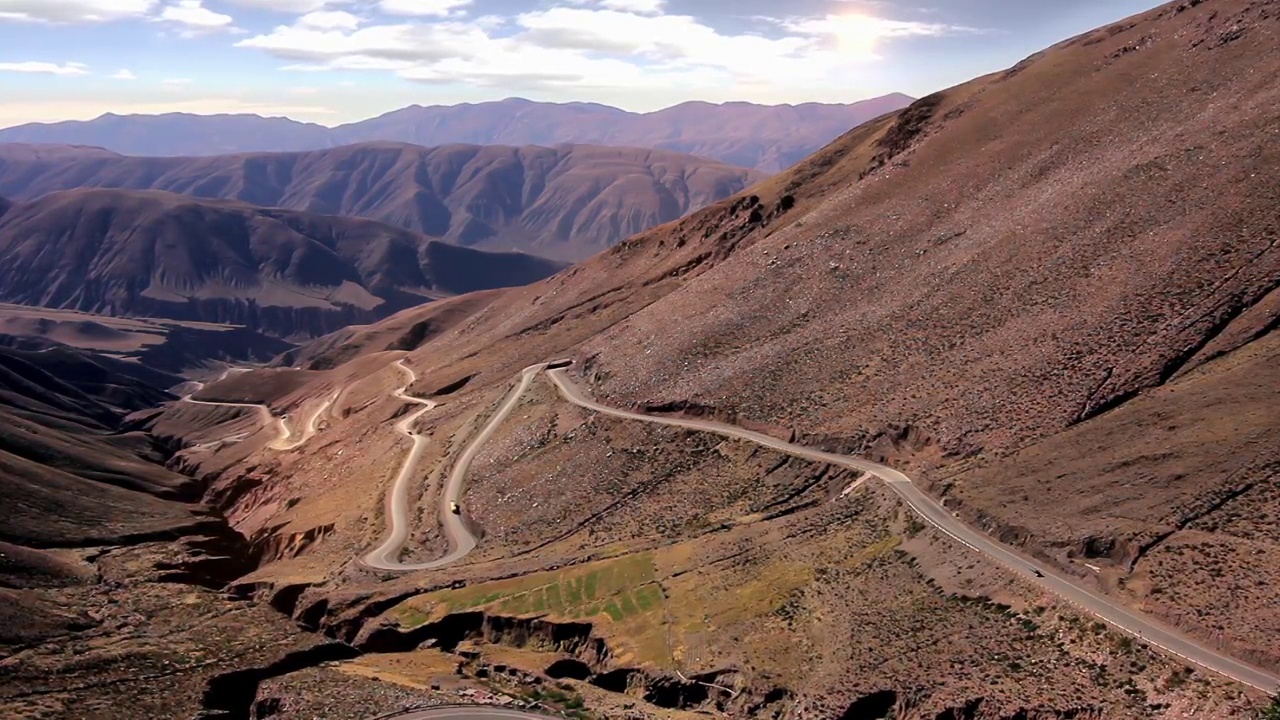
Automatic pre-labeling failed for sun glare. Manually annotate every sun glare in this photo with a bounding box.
[830,14,883,57]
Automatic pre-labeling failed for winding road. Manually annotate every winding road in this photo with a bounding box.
[182,373,336,451]
[542,368,1280,694]
[186,359,1280,695]
[361,362,547,571]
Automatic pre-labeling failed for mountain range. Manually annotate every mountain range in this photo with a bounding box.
[131,0,1277,715]
[4,1,1279,719]
[0,188,566,339]
[0,141,765,261]
[0,95,913,172]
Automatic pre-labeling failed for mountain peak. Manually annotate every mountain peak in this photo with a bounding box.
[2,95,914,171]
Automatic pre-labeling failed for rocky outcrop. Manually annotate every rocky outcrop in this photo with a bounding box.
[196,642,360,719]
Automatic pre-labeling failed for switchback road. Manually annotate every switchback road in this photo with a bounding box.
[181,375,335,451]
[359,361,548,571]
[543,367,1280,694]
[189,360,1279,694]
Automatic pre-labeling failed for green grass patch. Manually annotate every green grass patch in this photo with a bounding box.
[603,602,624,622]
[391,551,659,627]
[619,593,640,618]
[388,551,675,667]
[563,578,583,605]
[635,584,662,612]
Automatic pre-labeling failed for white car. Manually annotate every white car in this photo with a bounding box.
[449,501,461,515]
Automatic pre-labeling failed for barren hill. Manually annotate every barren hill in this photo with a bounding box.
[0,343,332,706]
[142,0,1279,715]
[8,1,1280,718]
[0,303,294,374]
[0,95,913,172]
[0,142,764,261]
[0,189,566,339]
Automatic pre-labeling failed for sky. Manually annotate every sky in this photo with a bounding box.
[0,0,1166,129]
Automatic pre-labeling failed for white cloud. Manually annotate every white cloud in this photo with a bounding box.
[599,0,665,15]
[238,21,475,66]
[112,68,138,79]
[0,0,155,22]
[223,0,345,11]
[159,0,236,34]
[378,0,471,18]
[0,61,89,75]
[238,4,978,102]
[298,9,360,30]
[787,14,977,57]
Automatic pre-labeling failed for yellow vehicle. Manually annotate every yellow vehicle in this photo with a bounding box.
[449,501,461,515]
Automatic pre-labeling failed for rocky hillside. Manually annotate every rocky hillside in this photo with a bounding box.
[0,189,566,339]
[0,343,347,717]
[138,0,1279,717]
[0,95,913,172]
[12,1,1280,718]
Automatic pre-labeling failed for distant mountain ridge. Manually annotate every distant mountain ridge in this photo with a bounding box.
[0,95,914,172]
[0,141,764,261]
[0,188,567,339]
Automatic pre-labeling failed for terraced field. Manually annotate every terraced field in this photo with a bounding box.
[393,553,671,665]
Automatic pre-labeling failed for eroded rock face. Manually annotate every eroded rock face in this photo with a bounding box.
[930,700,1104,720]
[197,642,361,719]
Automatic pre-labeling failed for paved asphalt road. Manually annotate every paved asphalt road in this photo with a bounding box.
[544,367,1280,693]
[360,361,548,571]
[188,360,1279,696]
[360,359,448,570]
[181,371,335,451]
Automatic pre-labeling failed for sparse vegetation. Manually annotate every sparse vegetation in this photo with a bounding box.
[395,552,660,623]
[11,2,1279,719]
[903,515,927,538]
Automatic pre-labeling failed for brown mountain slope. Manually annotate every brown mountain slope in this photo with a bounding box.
[0,343,200,554]
[0,142,766,261]
[0,96,913,172]
[0,346,338,717]
[134,1,1280,717]
[0,188,566,339]
[0,303,295,374]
